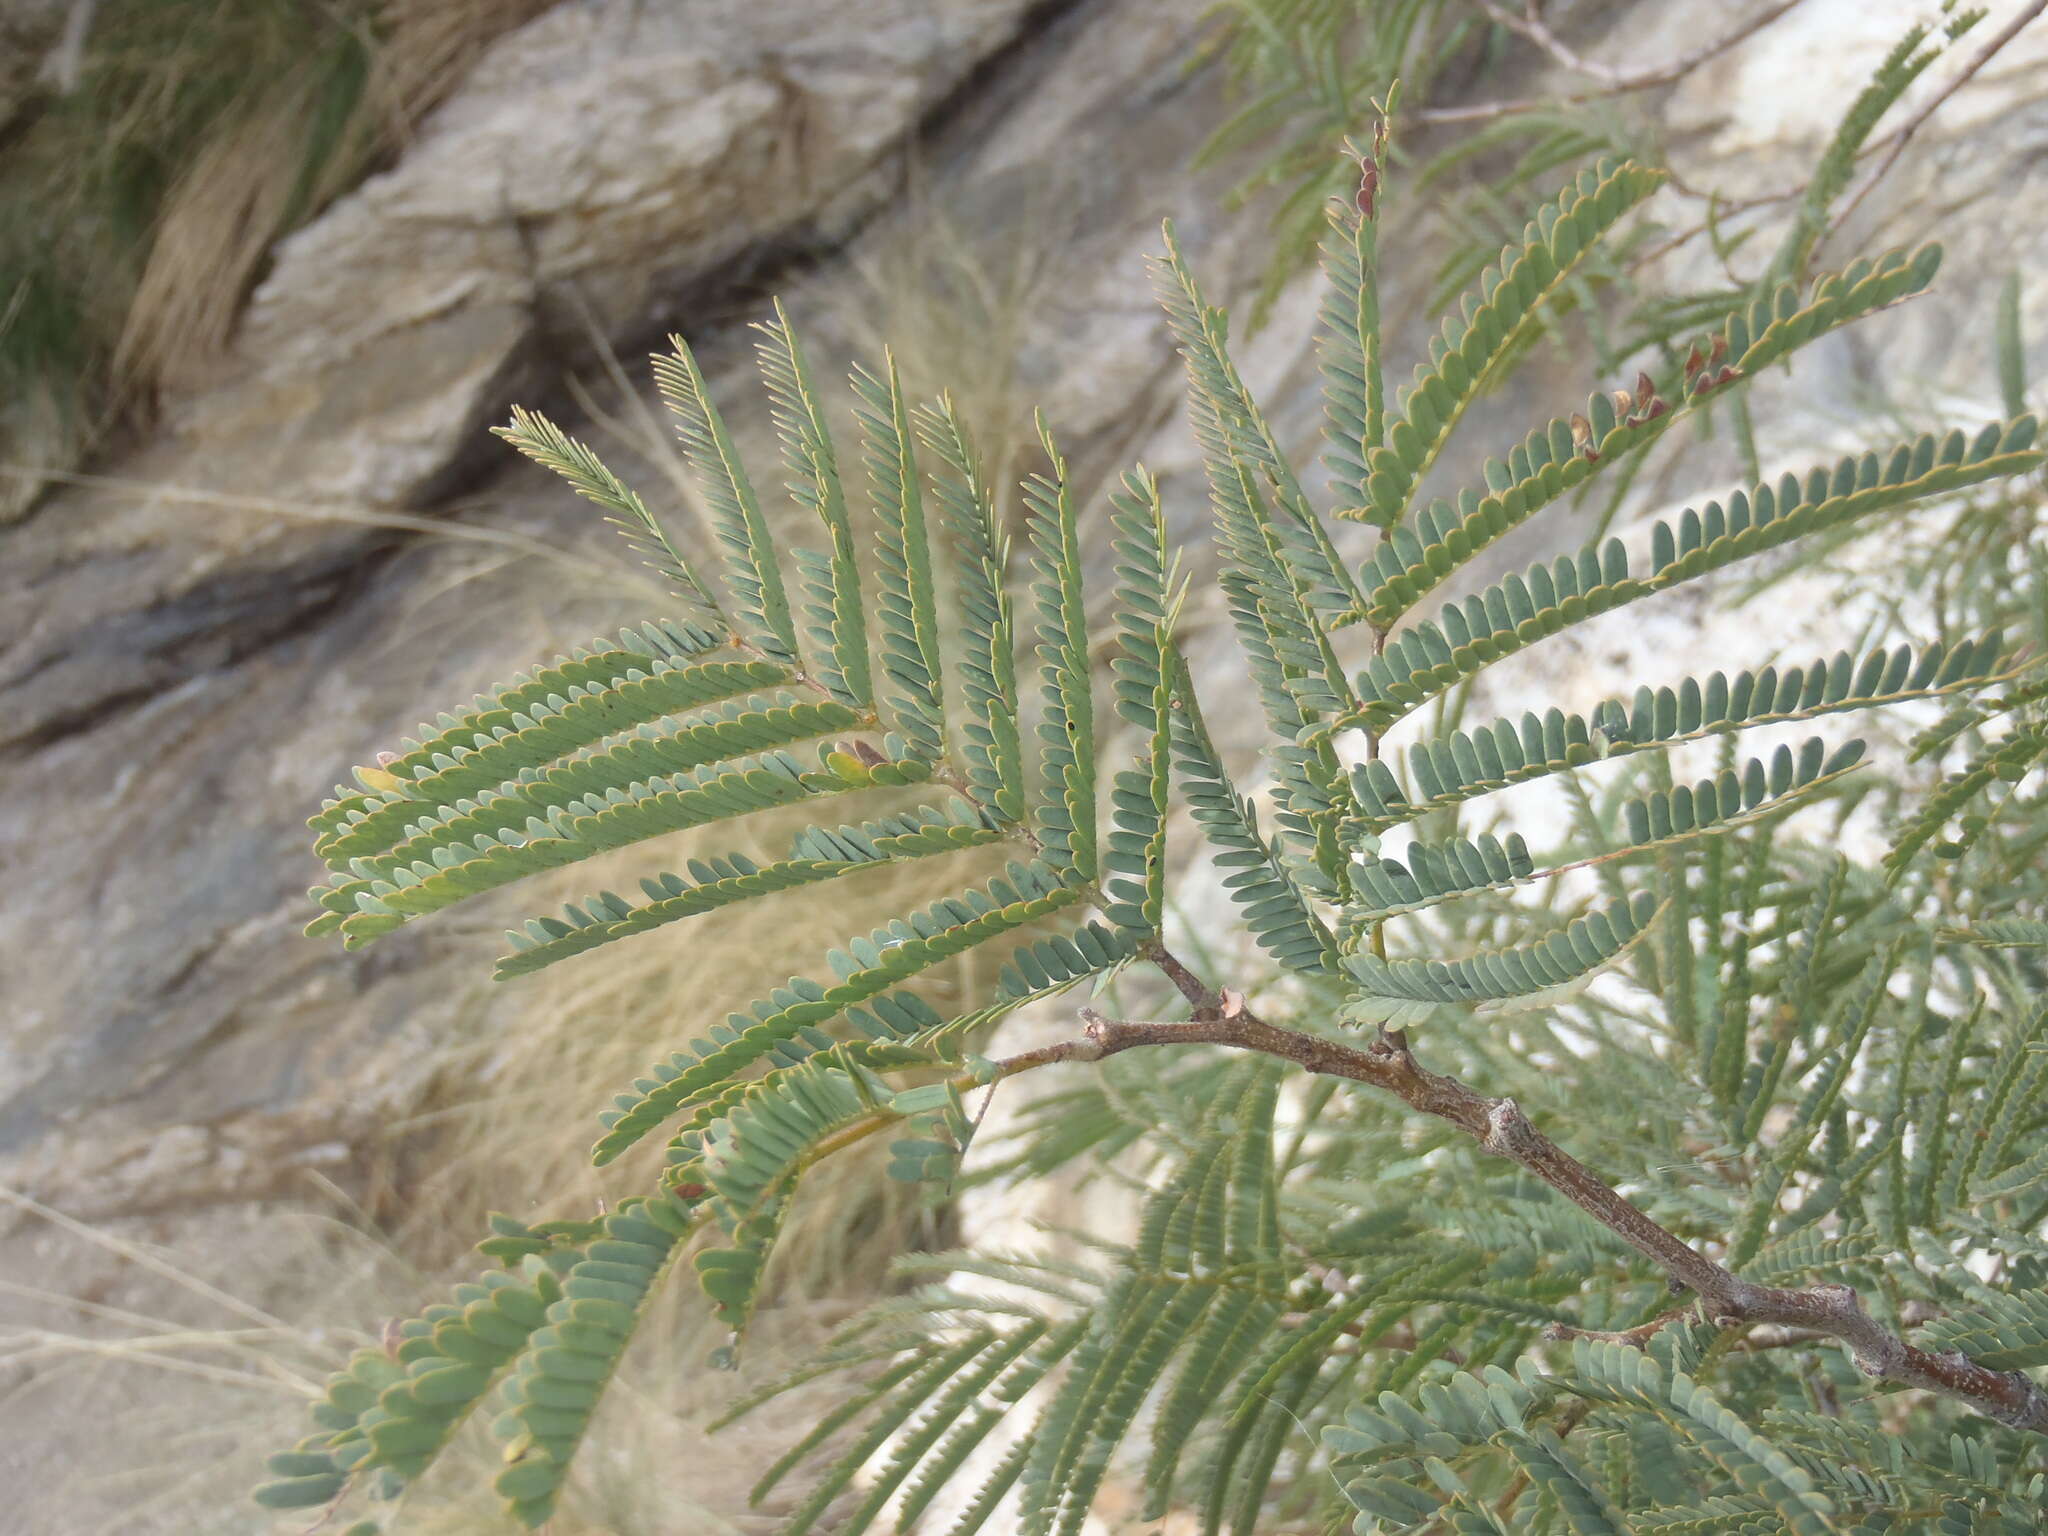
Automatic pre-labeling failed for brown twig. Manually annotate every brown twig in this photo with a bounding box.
[1414,0,1808,125]
[1138,936,1225,1019]
[1545,1307,1694,1349]
[1636,1,2048,274]
[992,959,2048,1435]
[1817,0,2048,255]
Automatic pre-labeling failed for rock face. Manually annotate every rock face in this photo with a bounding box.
[5,0,2048,1528]
[178,0,1041,511]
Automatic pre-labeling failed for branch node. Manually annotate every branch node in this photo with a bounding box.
[1482,1097,1542,1158]
[1811,1282,1859,1313]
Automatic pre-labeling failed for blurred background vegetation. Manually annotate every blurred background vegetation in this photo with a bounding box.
[4,1,2046,1531]
[0,0,554,519]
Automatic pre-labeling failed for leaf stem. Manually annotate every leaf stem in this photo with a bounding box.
[994,947,2048,1435]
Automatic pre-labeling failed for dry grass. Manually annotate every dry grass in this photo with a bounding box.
[824,165,1084,526]
[1,0,548,519]
[114,0,551,397]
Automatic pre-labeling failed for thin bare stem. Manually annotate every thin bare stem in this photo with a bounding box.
[1819,0,2048,254]
[995,950,2048,1436]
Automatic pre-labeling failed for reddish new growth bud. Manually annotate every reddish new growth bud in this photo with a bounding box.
[1708,334,1729,367]
[1634,371,1656,412]
[1687,361,1746,398]
[1356,159,1380,218]
[1610,388,1635,417]
[844,739,888,768]
[376,750,400,768]
[1570,413,1596,460]
[1683,342,1706,379]
[672,1181,707,1201]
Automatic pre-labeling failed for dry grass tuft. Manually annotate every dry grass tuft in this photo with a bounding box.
[1,0,548,519]
[115,0,552,397]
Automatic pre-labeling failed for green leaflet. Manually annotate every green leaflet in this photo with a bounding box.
[491,1194,696,1527]
[1156,227,1357,733]
[1938,997,2048,1213]
[1351,739,1865,923]
[1024,419,1097,881]
[986,920,1141,1008]
[730,1302,1088,1536]
[774,1331,1020,1536]
[652,334,802,665]
[1885,721,2048,881]
[1341,892,1660,1026]
[833,1324,1049,1533]
[324,694,864,876]
[1354,157,1667,528]
[1318,162,1385,513]
[1352,391,1681,630]
[1632,1496,1779,1533]
[310,634,749,848]
[253,1251,576,1515]
[1153,221,1362,625]
[1562,1340,1836,1536]
[755,301,871,710]
[1348,636,2014,835]
[493,802,1003,978]
[1141,1063,1286,1518]
[1352,240,1955,627]
[494,408,725,622]
[854,353,947,758]
[1325,1365,1543,1484]
[1020,1067,1281,1536]
[1771,22,1944,280]
[1999,269,2029,421]
[698,1059,889,1220]
[313,739,927,948]
[1944,917,2048,949]
[655,1029,942,1184]
[1727,948,1889,1268]
[1170,648,1337,974]
[1503,1426,1637,1535]
[1920,1288,2048,1372]
[917,396,1025,821]
[1738,1226,1885,1286]
[1102,467,1177,934]
[1332,418,2042,739]
[681,1054,985,1332]
[592,864,1082,1163]
[1154,220,1363,890]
